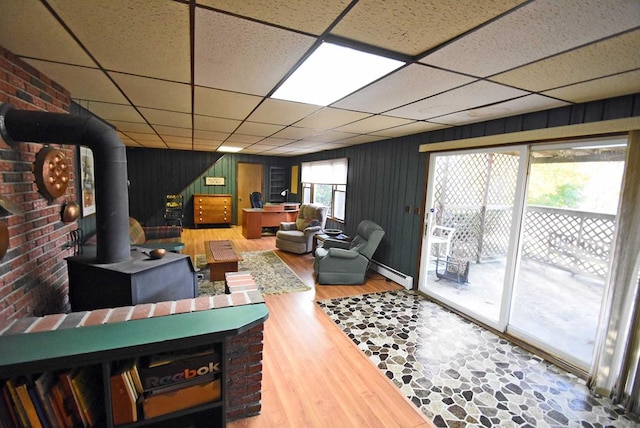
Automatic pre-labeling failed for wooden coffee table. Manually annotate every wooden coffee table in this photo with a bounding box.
[205,240,243,281]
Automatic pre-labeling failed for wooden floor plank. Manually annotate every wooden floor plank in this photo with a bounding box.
[181,227,434,428]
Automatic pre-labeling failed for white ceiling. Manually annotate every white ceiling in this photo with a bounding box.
[1,0,639,156]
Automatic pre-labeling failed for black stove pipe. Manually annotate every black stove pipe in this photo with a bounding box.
[0,103,130,264]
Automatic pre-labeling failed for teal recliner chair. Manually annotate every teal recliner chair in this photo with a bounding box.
[314,220,385,285]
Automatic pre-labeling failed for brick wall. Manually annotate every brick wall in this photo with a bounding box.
[0,44,77,320]
[226,324,264,420]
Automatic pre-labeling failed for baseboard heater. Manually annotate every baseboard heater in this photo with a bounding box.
[370,260,413,290]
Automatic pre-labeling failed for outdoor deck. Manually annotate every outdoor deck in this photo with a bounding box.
[425,257,604,365]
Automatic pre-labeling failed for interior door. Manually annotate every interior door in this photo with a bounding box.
[237,163,263,226]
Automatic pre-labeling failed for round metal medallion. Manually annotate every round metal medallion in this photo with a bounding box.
[34,147,69,200]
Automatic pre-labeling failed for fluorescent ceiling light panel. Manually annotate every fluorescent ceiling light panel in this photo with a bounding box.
[217,146,243,152]
[272,42,404,106]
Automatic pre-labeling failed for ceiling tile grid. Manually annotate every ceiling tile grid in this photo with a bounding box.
[421,0,640,78]
[194,8,316,95]
[0,0,638,155]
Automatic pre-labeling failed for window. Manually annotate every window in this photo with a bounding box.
[301,158,348,222]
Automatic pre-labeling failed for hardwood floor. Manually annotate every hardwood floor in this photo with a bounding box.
[181,227,434,427]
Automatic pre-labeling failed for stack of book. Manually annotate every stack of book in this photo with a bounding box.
[109,359,143,425]
[224,271,257,294]
[1,366,103,428]
[109,345,222,424]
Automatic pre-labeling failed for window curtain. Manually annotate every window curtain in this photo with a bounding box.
[301,158,348,185]
[589,130,640,415]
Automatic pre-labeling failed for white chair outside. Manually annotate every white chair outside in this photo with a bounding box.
[430,225,456,260]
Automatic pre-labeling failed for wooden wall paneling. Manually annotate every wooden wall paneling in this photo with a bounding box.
[470,121,486,138]
[485,118,507,136]
[523,110,549,131]
[603,95,635,120]
[126,148,224,226]
[633,93,640,116]
[548,106,572,128]
[380,141,402,270]
[584,100,606,123]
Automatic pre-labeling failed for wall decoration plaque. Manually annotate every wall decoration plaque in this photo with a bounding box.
[34,146,69,200]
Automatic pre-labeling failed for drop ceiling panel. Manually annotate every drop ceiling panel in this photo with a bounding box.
[194,8,316,95]
[194,139,224,149]
[284,141,325,149]
[226,134,265,144]
[387,81,530,120]
[234,122,284,137]
[153,126,193,138]
[334,64,476,113]
[197,0,350,36]
[257,137,296,147]
[76,102,143,123]
[194,87,262,120]
[117,133,142,147]
[331,0,525,56]
[312,142,352,150]
[108,121,155,134]
[140,141,169,149]
[371,122,449,138]
[0,2,95,67]
[490,30,640,92]
[272,127,322,140]
[139,108,192,128]
[542,69,640,104]
[162,136,193,145]
[47,0,190,82]
[434,95,570,126]
[166,143,195,150]
[305,130,359,143]
[194,130,230,141]
[125,133,165,144]
[109,73,191,113]
[194,116,241,133]
[260,146,300,155]
[334,135,386,146]
[26,60,127,104]
[421,0,640,77]
[245,144,282,152]
[193,144,221,152]
[247,99,322,125]
[335,115,415,134]
[295,108,371,129]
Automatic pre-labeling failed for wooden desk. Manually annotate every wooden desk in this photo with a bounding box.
[242,207,299,239]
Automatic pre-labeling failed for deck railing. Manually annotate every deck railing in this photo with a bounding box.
[442,205,615,279]
[521,206,615,279]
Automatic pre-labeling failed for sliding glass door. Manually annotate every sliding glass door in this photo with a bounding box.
[418,138,627,369]
[508,140,627,367]
[418,147,527,330]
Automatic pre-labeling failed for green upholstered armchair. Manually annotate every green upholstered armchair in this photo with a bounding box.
[313,220,385,285]
[275,204,327,254]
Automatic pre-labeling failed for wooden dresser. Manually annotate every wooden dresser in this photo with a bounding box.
[194,194,232,227]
